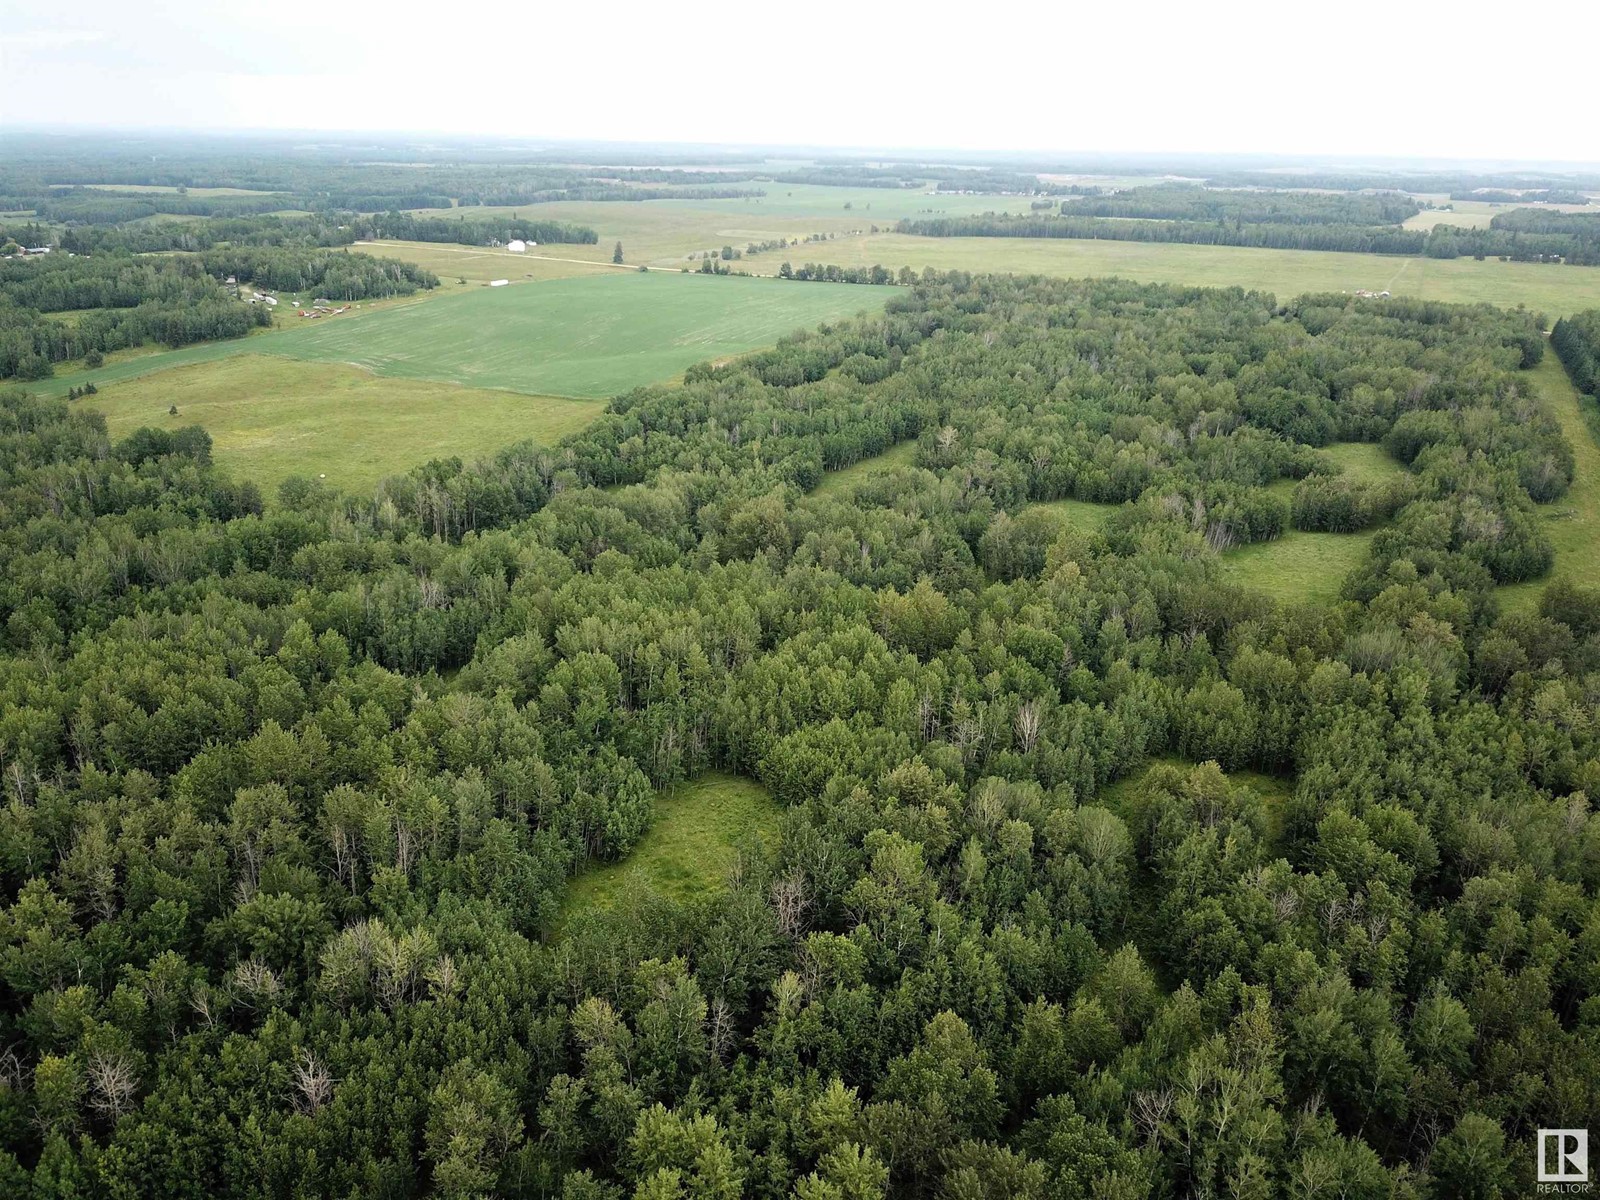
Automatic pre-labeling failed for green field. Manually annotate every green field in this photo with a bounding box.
[723,232,1600,317]
[39,271,887,400]
[1221,528,1378,604]
[812,440,919,495]
[1499,355,1600,612]
[79,355,605,493]
[564,773,781,915]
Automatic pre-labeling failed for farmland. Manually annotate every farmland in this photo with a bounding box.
[44,271,886,400]
[80,355,605,493]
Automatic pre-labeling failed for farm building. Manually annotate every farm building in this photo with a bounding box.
[506,240,527,253]
[489,279,509,287]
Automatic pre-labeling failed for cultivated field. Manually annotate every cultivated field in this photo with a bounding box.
[563,774,781,916]
[81,355,605,493]
[43,271,887,399]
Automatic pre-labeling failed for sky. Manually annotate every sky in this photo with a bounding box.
[3,0,1597,164]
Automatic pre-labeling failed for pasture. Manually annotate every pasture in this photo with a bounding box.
[42,271,887,400]
[564,774,781,916]
[80,356,605,493]
[730,231,1600,317]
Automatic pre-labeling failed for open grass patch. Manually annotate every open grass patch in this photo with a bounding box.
[1499,354,1600,612]
[39,271,885,401]
[1025,496,1121,532]
[564,773,781,916]
[1220,529,1376,605]
[1318,441,1408,484]
[78,355,605,494]
[813,440,919,496]
[1100,756,1295,847]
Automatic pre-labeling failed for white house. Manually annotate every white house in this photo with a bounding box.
[506,240,527,253]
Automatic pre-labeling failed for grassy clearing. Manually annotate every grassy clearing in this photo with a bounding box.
[1319,441,1408,483]
[812,440,919,495]
[78,355,605,494]
[1101,756,1294,826]
[39,272,886,400]
[738,232,1600,318]
[1221,529,1376,605]
[564,773,781,915]
[1499,355,1600,612]
[1026,496,1120,531]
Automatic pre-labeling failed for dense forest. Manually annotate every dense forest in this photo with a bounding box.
[0,274,1594,1197]
[352,213,599,248]
[896,214,1430,255]
[1552,309,1600,399]
[1068,185,1420,226]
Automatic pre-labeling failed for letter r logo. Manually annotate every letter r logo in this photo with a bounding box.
[1539,1129,1589,1182]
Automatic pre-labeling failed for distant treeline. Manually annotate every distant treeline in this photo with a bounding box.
[20,190,296,224]
[1069,183,1420,225]
[354,212,598,246]
[777,262,907,285]
[0,257,269,380]
[1552,310,1600,398]
[1204,169,1600,193]
[896,213,1428,254]
[1452,189,1590,205]
[0,246,435,380]
[199,247,439,301]
[52,215,358,256]
[1427,210,1600,264]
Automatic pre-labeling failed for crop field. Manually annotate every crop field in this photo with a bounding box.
[563,773,781,916]
[1499,355,1600,611]
[728,231,1600,317]
[80,355,605,493]
[42,271,887,400]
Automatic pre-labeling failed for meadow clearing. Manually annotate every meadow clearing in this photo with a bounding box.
[562,774,782,918]
[85,355,605,493]
[49,269,884,397]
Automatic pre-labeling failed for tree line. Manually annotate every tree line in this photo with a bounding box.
[896,213,1430,254]
[1068,184,1420,225]
[354,212,599,247]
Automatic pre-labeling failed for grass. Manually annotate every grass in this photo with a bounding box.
[729,232,1600,318]
[78,355,604,494]
[812,440,919,495]
[1499,355,1600,612]
[1026,496,1121,532]
[1318,441,1408,484]
[564,773,781,915]
[352,239,620,286]
[1221,529,1377,604]
[37,271,887,400]
[1101,756,1294,830]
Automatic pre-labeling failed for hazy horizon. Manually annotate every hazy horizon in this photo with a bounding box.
[5,0,1597,163]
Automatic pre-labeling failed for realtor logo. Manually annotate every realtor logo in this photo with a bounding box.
[1539,1129,1590,1185]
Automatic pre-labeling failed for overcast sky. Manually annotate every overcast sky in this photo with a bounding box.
[3,0,1596,164]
